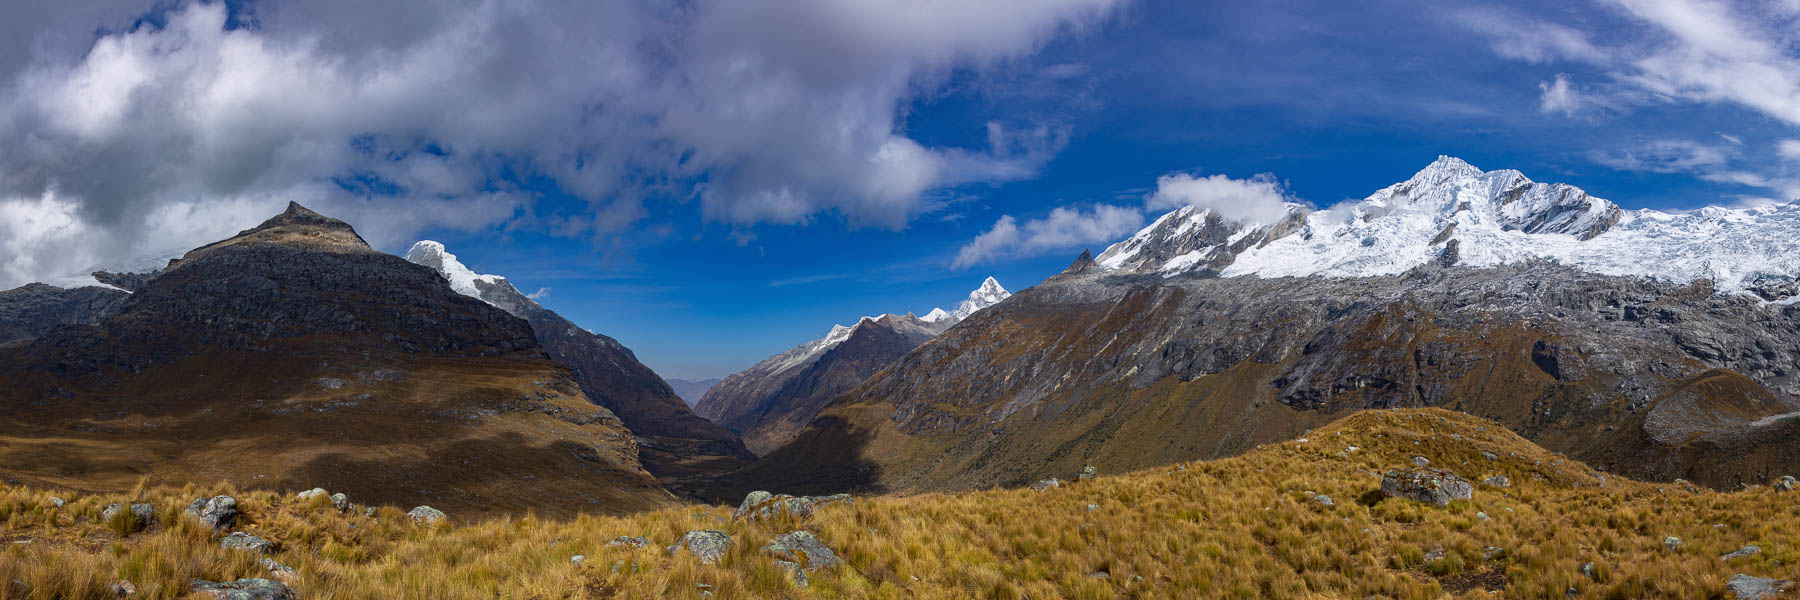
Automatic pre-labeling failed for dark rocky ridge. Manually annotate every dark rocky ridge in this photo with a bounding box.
[735,258,1800,495]
[0,203,671,516]
[0,283,128,347]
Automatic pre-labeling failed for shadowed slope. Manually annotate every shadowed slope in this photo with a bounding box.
[0,203,673,517]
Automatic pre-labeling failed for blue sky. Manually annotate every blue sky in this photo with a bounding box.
[3,0,1799,378]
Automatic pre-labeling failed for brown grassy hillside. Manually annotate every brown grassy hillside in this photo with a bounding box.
[3,409,1794,599]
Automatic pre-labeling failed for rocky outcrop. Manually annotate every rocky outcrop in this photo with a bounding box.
[190,578,295,600]
[185,496,239,531]
[102,503,156,532]
[1728,574,1795,600]
[0,283,127,346]
[668,530,732,564]
[1380,469,1473,507]
[408,506,446,524]
[733,491,853,521]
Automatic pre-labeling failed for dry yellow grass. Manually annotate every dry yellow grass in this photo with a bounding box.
[3,408,1795,599]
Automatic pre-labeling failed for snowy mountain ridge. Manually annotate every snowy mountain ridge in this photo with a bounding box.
[1100,156,1800,302]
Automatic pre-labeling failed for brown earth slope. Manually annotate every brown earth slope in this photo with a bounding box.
[0,203,673,518]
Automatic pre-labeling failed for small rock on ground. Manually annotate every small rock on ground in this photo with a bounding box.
[1720,545,1762,561]
[764,530,840,569]
[1029,478,1061,492]
[221,532,274,554]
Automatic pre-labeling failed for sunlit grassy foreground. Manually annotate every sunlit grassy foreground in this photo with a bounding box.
[2,408,1795,599]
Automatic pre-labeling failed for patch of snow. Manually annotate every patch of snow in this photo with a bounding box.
[404,241,510,306]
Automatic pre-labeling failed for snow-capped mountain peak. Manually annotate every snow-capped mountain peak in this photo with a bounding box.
[403,240,512,305]
[1097,156,1800,302]
[925,276,1012,323]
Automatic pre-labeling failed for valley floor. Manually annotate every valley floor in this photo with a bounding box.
[2,408,1795,599]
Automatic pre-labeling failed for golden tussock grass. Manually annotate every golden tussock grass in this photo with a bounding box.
[2,408,1795,599]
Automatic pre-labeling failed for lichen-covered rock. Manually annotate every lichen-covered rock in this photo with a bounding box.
[733,491,853,521]
[1029,478,1061,492]
[295,488,328,501]
[1380,468,1473,507]
[1411,456,1431,467]
[1313,494,1334,507]
[102,503,157,533]
[109,580,137,597]
[329,493,349,511]
[773,559,809,587]
[1776,475,1797,492]
[1480,475,1510,488]
[189,578,296,600]
[184,496,239,531]
[1075,465,1097,481]
[763,530,840,570]
[607,536,649,548]
[668,530,732,564]
[407,506,446,525]
[1728,574,1796,600]
[221,532,274,554]
[1663,536,1684,552]
[257,558,297,585]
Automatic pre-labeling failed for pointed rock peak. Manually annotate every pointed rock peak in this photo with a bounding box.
[183,202,371,260]
[1067,249,1096,273]
[977,276,1007,295]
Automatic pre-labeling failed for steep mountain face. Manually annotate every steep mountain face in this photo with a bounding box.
[731,159,1800,496]
[0,283,128,347]
[404,241,754,483]
[698,278,1010,455]
[666,378,722,407]
[0,203,673,517]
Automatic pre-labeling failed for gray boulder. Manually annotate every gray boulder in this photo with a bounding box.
[48,497,64,509]
[1776,476,1796,492]
[1663,536,1684,552]
[102,503,157,533]
[189,578,295,600]
[668,530,732,564]
[1411,456,1431,467]
[221,532,274,554]
[1029,478,1061,492]
[1380,468,1473,507]
[184,496,239,531]
[295,488,328,501]
[1075,465,1097,482]
[763,530,841,570]
[1313,494,1334,507]
[1728,574,1796,600]
[407,506,446,525]
[329,493,349,511]
[1720,545,1761,561]
[1481,475,1511,488]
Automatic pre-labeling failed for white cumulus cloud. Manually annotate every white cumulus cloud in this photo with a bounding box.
[952,204,1143,269]
[1146,172,1294,225]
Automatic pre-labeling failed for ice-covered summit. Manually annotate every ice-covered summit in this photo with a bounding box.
[1100,157,1800,301]
[928,276,1012,323]
[403,240,512,305]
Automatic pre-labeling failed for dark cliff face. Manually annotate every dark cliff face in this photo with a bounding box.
[0,283,128,347]
[0,203,671,517]
[741,261,1800,494]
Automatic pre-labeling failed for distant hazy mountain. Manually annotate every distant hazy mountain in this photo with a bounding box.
[697,278,1010,455]
[729,157,1800,497]
[666,378,722,407]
